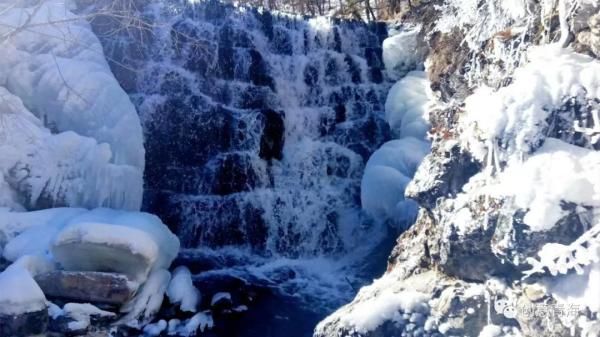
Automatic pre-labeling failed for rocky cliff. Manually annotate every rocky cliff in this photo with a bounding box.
[316,1,600,336]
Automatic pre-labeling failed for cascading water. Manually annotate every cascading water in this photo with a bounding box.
[91,0,396,335]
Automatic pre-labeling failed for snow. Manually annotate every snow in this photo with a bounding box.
[382,26,425,80]
[159,312,214,336]
[0,0,144,211]
[361,72,432,223]
[167,266,200,313]
[493,139,600,231]
[547,262,600,313]
[143,320,167,336]
[384,72,433,139]
[339,287,429,333]
[0,263,46,315]
[478,324,503,337]
[461,45,600,161]
[59,303,115,331]
[1,208,179,282]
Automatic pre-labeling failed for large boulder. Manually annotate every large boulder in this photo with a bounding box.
[35,271,134,305]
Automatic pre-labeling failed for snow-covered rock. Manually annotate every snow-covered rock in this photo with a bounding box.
[53,222,160,281]
[0,264,47,315]
[1,208,179,284]
[0,263,49,336]
[49,302,116,333]
[317,1,600,336]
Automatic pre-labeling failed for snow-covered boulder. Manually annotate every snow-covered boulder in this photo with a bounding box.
[49,210,179,282]
[1,209,180,282]
[52,222,160,281]
[0,264,47,315]
[0,264,49,336]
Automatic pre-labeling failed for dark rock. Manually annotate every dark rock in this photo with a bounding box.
[272,26,293,55]
[364,47,383,68]
[492,203,590,268]
[259,109,285,161]
[249,49,275,90]
[35,271,133,305]
[204,152,270,195]
[217,47,235,80]
[344,55,362,84]
[303,64,319,86]
[211,293,233,311]
[167,194,269,250]
[406,144,482,211]
[0,309,48,337]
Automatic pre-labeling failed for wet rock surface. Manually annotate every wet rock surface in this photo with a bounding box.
[0,309,48,337]
[35,271,133,306]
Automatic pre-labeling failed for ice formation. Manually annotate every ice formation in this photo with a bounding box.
[0,0,144,211]
[120,269,172,325]
[382,26,425,80]
[361,72,432,223]
[167,266,201,312]
[54,303,116,331]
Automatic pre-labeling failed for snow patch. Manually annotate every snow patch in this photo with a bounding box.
[461,46,600,161]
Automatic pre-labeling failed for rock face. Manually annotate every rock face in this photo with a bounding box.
[316,1,600,337]
[35,271,133,305]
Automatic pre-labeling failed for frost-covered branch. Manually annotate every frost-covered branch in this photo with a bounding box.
[525,223,600,278]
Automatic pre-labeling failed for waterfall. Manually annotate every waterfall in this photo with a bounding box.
[96,0,392,259]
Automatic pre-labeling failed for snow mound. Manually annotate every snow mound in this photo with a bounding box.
[0,208,179,283]
[494,139,600,231]
[461,45,600,161]
[167,266,200,313]
[0,0,144,210]
[361,138,430,222]
[0,264,47,315]
[340,289,429,333]
[53,222,160,280]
